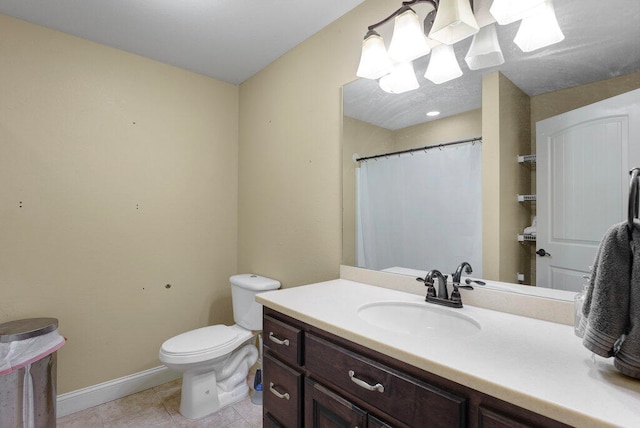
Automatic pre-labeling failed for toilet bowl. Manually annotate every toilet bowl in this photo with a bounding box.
[159,274,280,420]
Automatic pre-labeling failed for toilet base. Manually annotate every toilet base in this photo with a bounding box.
[178,343,258,420]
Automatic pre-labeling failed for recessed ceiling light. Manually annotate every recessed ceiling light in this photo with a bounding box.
[426,111,441,117]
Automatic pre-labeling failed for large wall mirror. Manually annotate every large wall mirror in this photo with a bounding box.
[341,0,640,298]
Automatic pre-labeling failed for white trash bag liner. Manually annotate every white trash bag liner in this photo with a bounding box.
[0,330,66,376]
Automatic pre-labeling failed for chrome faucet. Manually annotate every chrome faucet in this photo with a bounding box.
[416,269,464,308]
[427,269,448,299]
[452,262,473,287]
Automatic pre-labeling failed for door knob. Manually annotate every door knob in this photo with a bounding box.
[536,249,551,257]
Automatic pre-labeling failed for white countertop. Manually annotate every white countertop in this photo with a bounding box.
[257,279,640,428]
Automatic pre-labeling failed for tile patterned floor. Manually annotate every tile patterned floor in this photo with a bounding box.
[57,378,263,428]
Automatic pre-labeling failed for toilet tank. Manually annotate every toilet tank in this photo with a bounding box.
[230,274,280,331]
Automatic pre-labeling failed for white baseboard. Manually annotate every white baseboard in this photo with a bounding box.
[57,366,181,417]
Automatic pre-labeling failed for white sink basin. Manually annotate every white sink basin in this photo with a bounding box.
[357,301,481,339]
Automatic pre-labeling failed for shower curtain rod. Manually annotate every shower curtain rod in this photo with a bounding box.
[355,136,482,162]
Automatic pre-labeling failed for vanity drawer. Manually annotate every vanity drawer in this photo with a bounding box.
[263,315,303,365]
[263,352,303,428]
[305,333,467,428]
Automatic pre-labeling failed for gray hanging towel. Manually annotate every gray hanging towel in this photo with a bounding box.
[579,221,640,379]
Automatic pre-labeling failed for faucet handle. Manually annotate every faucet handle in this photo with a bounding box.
[416,276,437,299]
[450,287,462,303]
[426,286,437,299]
[416,275,438,285]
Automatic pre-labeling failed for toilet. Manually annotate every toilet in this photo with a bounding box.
[159,274,280,419]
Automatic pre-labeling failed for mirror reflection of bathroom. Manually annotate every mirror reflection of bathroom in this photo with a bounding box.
[344,81,640,292]
[342,0,640,293]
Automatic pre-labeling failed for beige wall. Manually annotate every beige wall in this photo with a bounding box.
[0,15,239,393]
[482,72,531,284]
[393,109,482,150]
[238,0,392,288]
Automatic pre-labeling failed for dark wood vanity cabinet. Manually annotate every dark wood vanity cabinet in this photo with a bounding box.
[305,333,466,427]
[262,307,570,428]
[263,352,303,427]
[263,314,304,426]
[305,377,368,427]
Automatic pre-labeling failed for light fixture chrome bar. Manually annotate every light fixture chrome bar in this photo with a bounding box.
[366,0,439,32]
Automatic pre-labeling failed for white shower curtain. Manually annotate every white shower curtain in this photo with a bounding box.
[356,142,482,276]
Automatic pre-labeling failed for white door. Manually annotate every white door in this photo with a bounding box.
[537,88,640,291]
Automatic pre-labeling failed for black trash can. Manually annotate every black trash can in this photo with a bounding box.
[0,318,65,428]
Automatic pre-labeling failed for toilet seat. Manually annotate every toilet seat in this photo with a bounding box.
[159,324,254,365]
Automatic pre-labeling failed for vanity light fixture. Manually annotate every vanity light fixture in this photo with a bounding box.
[424,43,463,84]
[426,111,441,116]
[513,0,564,52]
[388,7,431,62]
[356,30,393,79]
[429,0,479,45]
[356,0,564,94]
[464,24,504,70]
[489,0,546,25]
[464,0,504,70]
[380,61,421,94]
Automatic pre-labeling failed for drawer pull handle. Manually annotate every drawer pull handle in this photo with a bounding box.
[268,332,290,346]
[269,382,291,400]
[348,370,385,393]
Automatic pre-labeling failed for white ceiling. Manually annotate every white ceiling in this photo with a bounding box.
[344,0,640,130]
[0,0,365,85]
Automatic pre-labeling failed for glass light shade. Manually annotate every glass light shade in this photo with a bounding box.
[489,0,546,25]
[424,44,463,84]
[513,0,565,52]
[379,62,420,94]
[388,8,431,62]
[473,0,497,28]
[429,0,479,45]
[464,24,504,70]
[356,31,392,80]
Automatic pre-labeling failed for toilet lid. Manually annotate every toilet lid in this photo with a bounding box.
[161,325,240,356]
